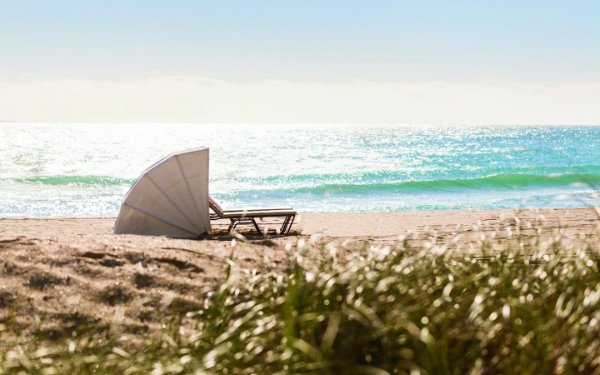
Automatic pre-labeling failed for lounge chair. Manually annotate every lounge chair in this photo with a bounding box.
[208,197,296,235]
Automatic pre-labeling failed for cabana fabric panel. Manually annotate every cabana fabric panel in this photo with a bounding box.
[113,147,211,238]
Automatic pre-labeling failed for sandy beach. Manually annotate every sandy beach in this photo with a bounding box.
[1,208,599,343]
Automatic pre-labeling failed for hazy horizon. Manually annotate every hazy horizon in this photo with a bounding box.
[1,1,599,124]
[2,122,600,126]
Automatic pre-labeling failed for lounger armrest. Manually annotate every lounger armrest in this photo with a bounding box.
[221,207,293,212]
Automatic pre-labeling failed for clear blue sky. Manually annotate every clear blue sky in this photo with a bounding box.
[2,0,599,83]
[1,1,599,123]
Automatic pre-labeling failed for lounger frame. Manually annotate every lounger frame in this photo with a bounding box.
[209,198,296,236]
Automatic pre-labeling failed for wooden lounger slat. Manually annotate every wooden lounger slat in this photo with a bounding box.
[219,210,296,218]
[222,207,293,212]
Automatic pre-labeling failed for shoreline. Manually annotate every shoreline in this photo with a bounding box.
[2,207,599,238]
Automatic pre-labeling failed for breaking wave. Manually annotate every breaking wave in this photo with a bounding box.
[10,175,135,187]
[292,173,600,194]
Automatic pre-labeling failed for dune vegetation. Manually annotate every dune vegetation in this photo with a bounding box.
[2,223,600,374]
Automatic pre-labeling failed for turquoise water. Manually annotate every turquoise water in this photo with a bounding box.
[1,124,600,217]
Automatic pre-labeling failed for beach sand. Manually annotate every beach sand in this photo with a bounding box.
[1,208,599,342]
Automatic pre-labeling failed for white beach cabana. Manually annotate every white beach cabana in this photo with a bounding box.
[113,147,211,238]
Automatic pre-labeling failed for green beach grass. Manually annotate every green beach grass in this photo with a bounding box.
[2,227,600,374]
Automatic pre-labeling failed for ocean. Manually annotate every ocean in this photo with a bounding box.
[1,124,600,217]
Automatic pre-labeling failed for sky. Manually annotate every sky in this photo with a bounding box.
[0,0,599,124]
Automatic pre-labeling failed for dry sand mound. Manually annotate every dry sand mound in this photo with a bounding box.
[0,231,293,344]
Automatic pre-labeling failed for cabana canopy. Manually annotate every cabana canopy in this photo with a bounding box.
[113,147,211,238]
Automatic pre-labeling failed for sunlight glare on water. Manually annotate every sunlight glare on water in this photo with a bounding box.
[1,124,600,217]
